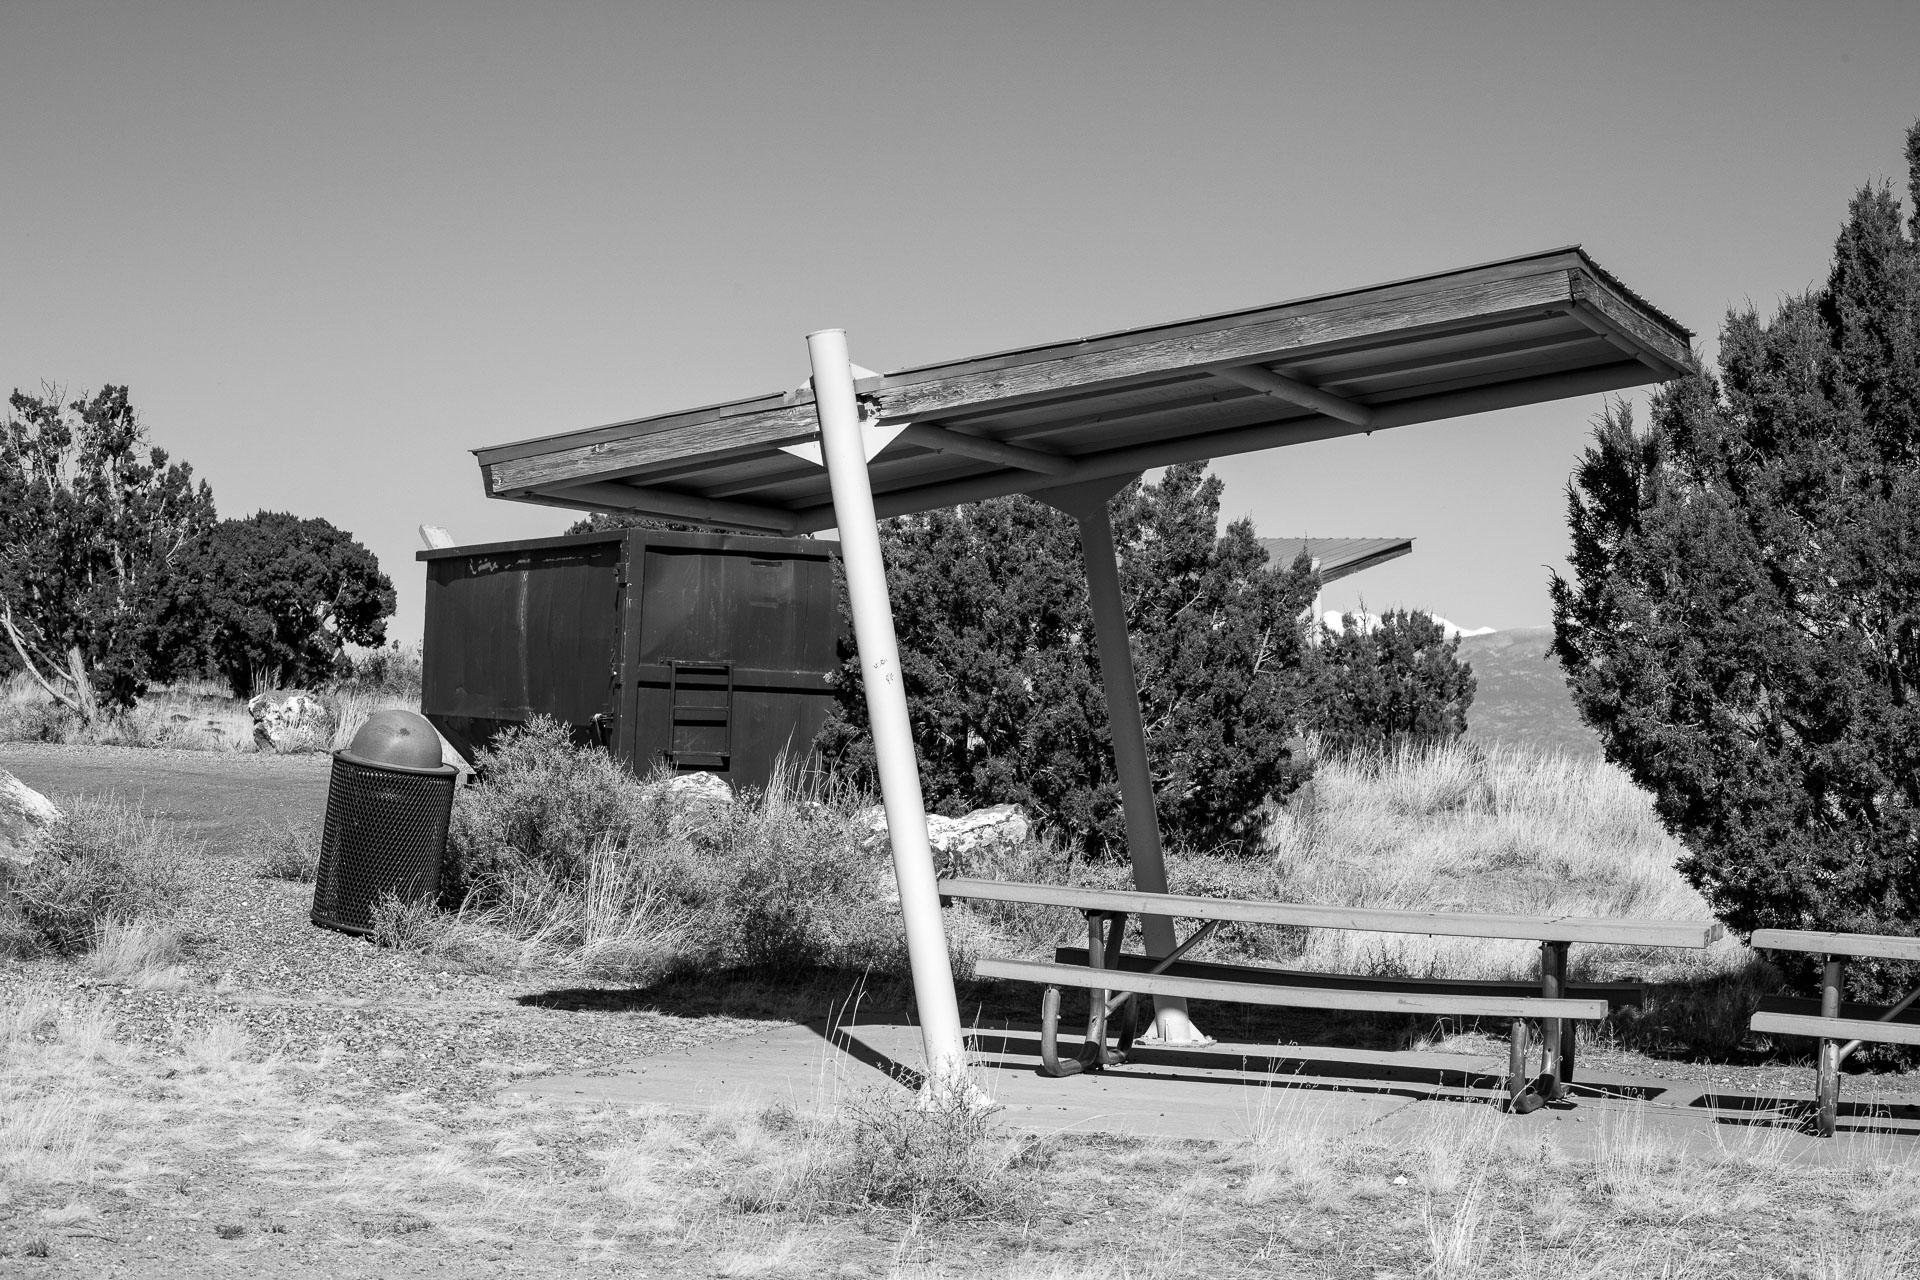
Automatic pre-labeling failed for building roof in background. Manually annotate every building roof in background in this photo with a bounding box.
[474,246,1695,533]
[1260,536,1413,584]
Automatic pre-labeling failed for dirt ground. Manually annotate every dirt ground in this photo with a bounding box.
[0,743,332,847]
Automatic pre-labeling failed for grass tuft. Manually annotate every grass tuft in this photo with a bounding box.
[2,796,193,956]
[829,1085,1040,1221]
[84,917,193,988]
[247,816,319,882]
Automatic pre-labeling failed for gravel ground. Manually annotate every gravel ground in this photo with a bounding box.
[2,851,777,1106]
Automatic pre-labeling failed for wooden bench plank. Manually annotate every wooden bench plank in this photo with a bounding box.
[1750,929,1920,963]
[1754,995,1920,1026]
[1751,1008,1920,1048]
[1054,948,1647,1008]
[976,958,1611,1020]
[942,877,1723,948]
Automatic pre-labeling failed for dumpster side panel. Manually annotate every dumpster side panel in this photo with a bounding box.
[627,533,842,790]
[421,537,622,762]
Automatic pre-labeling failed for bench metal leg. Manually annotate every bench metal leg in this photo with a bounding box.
[1508,1019,1542,1114]
[1040,912,1132,1077]
[1539,941,1573,1102]
[1082,911,1117,1064]
[1040,985,1091,1077]
[1816,956,1843,1137]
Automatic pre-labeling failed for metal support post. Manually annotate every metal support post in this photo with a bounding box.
[1038,477,1208,1044]
[806,328,969,1091]
[1817,956,1843,1137]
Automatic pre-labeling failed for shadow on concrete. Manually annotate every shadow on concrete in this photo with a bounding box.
[1689,1089,1920,1138]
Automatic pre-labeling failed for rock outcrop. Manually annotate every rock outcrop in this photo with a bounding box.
[859,803,1031,860]
[664,771,735,808]
[0,768,60,879]
[248,691,334,753]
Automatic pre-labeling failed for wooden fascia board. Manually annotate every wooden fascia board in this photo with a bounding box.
[486,399,820,495]
[869,247,1595,388]
[472,386,813,469]
[862,271,1580,425]
[1567,267,1696,378]
[487,270,1583,496]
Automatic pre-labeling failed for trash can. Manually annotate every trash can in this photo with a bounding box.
[311,710,458,936]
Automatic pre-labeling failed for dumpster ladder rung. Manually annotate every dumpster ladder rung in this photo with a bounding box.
[666,660,732,769]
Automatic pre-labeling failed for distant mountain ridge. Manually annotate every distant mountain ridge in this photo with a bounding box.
[1454,626,1602,758]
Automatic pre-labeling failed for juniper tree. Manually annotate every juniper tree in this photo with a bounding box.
[1552,122,1920,998]
[0,385,214,715]
[195,511,396,697]
[1312,609,1476,756]
[816,463,1320,855]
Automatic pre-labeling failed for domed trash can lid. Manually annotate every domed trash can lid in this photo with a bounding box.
[338,709,454,774]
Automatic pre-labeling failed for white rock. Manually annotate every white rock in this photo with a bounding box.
[859,803,1031,856]
[0,768,60,874]
[665,771,734,806]
[248,691,332,752]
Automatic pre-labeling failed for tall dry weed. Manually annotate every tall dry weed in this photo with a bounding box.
[402,724,909,980]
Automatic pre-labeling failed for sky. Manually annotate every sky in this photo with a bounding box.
[4,0,1919,641]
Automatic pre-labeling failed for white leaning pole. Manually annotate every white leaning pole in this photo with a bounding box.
[1040,479,1208,1045]
[806,328,970,1092]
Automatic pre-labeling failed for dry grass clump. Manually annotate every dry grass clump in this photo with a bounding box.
[246,815,319,882]
[388,718,911,982]
[1264,740,1741,985]
[606,1086,1042,1227]
[830,1087,1044,1221]
[1,796,193,957]
[82,917,194,989]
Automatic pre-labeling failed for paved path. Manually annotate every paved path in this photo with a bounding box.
[509,1017,1920,1161]
[0,743,332,851]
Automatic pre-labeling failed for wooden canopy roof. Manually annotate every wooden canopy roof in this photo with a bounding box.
[475,247,1693,534]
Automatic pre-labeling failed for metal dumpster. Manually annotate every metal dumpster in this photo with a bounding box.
[418,529,843,790]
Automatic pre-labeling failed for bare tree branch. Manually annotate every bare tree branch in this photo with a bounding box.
[0,597,87,719]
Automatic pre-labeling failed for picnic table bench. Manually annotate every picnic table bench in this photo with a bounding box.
[1748,929,1920,1135]
[941,877,1724,1113]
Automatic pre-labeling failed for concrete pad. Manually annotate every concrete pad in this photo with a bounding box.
[506,1017,1920,1156]
[508,1018,1519,1140]
[1365,1068,1920,1166]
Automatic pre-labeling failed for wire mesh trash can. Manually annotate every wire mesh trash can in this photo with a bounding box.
[311,710,457,936]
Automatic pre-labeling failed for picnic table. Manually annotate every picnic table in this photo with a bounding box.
[941,877,1724,1113]
[1749,929,1920,1136]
